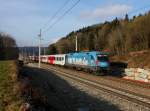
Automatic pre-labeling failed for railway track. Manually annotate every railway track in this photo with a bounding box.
[38,64,150,109]
[77,69,150,89]
[104,76,150,89]
[41,63,150,89]
[42,63,150,91]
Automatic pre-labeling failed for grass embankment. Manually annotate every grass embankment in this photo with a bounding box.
[0,61,22,111]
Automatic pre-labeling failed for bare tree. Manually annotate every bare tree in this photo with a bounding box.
[0,32,18,60]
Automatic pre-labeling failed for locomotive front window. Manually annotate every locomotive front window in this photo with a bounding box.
[97,55,109,61]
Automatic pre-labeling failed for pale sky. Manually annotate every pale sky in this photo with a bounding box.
[0,0,150,46]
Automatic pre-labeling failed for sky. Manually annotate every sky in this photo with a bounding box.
[0,0,150,46]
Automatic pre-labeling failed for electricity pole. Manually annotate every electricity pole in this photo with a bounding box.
[38,29,42,68]
[44,47,46,55]
[76,35,78,52]
[32,47,34,56]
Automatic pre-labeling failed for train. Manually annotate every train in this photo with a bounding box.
[29,51,110,73]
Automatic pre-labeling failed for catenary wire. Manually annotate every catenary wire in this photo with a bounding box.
[43,0,81,34]
[41,0,72,30]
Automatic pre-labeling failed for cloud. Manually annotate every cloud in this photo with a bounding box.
[80,4,132,20]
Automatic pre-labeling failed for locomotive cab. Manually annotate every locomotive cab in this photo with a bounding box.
[97,54,109,71]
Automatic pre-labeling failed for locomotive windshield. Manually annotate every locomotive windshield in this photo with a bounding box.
[97,55,109,61]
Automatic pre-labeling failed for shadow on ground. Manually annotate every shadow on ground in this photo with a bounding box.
[110,62,128,77]
[20,66,122,111]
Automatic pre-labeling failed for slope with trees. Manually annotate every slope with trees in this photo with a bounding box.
[48,11,150,56]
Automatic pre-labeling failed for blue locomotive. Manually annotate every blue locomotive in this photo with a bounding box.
[65,51,109,72]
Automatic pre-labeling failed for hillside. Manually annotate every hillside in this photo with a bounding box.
[47,12,150,68]
[48,12,150,55]
[110,50,150,69]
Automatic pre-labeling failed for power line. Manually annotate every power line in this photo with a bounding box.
[43,0,81,33]
[41,0,72,30]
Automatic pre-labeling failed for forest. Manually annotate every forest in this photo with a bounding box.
[48,11,150,55]
[0,32,18,60]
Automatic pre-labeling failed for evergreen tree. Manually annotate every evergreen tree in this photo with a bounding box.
[125,14,129,22]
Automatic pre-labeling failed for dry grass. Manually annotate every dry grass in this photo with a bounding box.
[0,60,22,111]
